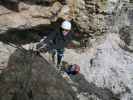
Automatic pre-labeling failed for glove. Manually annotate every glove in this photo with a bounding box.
[34,50,40,55]
[34,47,48,55]
[34,43,48,55]
[37,45,48,53]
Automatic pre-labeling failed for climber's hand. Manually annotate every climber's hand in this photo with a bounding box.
[37,46,48,53]
[34,50,40,55]
[41,47,48,53]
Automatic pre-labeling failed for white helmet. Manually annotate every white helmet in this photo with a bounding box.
[61,20,71,30]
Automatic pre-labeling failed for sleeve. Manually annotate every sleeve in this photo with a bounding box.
[64,32,73,47]
[36,32,56,50]
[43,32,56,44]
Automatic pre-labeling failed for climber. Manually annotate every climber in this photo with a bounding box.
[36,20,73,68]
[63,63,80,75]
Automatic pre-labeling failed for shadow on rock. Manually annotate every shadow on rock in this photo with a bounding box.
[0,0,67,12]
[70,74,120,100]
[0,0,19,12]
[0,49,78,100]
[0,18,63,45]
[21,0,67,6]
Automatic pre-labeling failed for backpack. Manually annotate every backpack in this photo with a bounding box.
[71,64,80,74]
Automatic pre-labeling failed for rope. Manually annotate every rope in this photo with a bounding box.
[6,42,26,51]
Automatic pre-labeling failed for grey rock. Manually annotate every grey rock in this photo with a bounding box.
[74,0,106,36]
[0,49,78,100]
[106,0,133,49]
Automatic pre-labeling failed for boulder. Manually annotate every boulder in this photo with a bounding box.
[0,49,78,100]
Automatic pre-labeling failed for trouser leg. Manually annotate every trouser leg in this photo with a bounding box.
[52,49,56,63]
[49,49,56,63]
[57,55,62,65]
[57,49,64,65]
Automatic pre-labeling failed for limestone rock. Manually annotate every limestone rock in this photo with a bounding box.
[74,0,107,36]
[0,42,16,73]
[63,34,133,100]
[0,1,67,34]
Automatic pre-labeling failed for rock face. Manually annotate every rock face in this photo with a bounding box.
[103,0,133,51]
[0,0,109,37]
[63,33,133,100]
[0,0,71,34]
[0,0,131,39]
[63,0,133,99]
[0,0,108,36]
[0,0,133,100]
[113,2,133,49]
[86,34,133,100]
[0,1,61,33]
[0,42,16,72]
[0,49,78,100]
[74,0,107,36]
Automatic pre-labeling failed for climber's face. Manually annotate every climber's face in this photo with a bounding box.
[62,28,70,36]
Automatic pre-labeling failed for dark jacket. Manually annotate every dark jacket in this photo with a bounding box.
[38,29,73,50]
